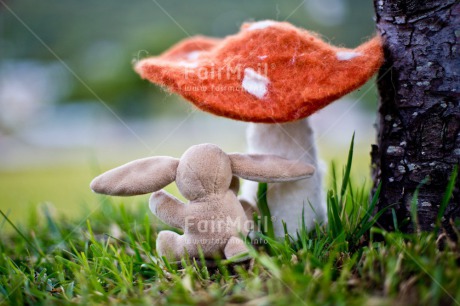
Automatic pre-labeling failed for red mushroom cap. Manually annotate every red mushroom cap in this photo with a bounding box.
[135,20,384,123]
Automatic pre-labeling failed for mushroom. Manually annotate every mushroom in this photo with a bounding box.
[135,20,384,237]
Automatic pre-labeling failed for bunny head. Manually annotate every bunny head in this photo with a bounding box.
[175,144,233,200]
[90,143,315,200]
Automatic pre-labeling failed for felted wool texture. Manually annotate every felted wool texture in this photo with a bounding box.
[90,143,317,260]
[135,20,384,123]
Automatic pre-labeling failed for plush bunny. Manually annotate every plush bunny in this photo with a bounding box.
[90,143,315,260]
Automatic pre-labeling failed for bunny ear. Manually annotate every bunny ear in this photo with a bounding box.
[228,154,315,183]
[90,157,179,196]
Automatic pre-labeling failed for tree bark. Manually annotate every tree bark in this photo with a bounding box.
[372,0,460,235]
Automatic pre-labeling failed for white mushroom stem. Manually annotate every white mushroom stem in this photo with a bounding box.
[239,118,327,237]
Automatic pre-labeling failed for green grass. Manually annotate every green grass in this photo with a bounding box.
[1,143,459,305]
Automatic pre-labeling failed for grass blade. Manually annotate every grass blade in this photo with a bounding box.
[392,208,399,232]
[436,165,458,228]
[340,132,355,201]
[353,183,382,239]
[0,210,45,257]
[257,183,275,240]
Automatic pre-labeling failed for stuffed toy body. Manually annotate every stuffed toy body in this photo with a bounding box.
[134,20,384,237]
[90,143,315,260]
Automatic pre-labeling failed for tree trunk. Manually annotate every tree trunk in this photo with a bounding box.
[371,0,460,235]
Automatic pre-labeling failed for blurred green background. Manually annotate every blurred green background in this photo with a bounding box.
[0,0,379,225]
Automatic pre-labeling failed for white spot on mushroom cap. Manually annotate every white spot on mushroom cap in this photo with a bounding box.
[176,51,202,68]
[247,20,277,31]
[336,51,362,61]
[186,51,202,61]
[177,61,199,68]
[242,68,270,99]
[258,55,268,60]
